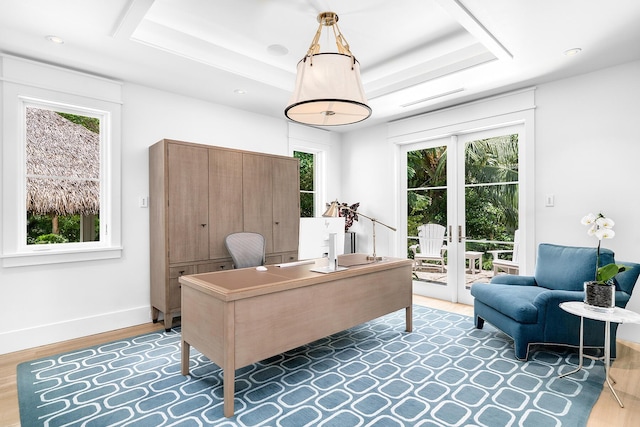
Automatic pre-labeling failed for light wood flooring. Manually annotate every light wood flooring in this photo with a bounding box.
[1,296,638,426]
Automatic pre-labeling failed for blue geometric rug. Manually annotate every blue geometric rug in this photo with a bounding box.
[18,306,605,427]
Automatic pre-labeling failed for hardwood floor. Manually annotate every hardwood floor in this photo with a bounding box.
[1,296,638,426]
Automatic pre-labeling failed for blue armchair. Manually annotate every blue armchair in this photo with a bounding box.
[471,243,640,360]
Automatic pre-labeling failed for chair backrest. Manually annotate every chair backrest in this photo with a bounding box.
[417,224,446,256]
[534,243,615,291]
[614,261,640,298]
[512,229,520,262]
[225,232,266,269]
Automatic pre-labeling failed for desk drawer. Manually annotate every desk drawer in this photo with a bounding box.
[266,251,298,265]
[197,261,233,273]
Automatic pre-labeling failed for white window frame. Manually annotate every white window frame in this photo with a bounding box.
[1,55,122,267]
[287,123,332,218]
[390,88,536,276]
[292,148,323,217]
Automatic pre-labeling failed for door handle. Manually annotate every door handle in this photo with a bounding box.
[458,225,466,243]
[448,225,452,243]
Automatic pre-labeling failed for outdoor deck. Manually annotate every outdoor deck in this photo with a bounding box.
[413,266,494,288]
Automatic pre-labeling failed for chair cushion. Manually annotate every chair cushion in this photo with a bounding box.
[471,283,547,324]
[534,244,614,291]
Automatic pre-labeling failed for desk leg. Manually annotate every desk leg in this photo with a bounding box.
[181,339,190,376]
[405,306,413,332]
[604,321,624,407]
[560,316,585,378]
[223,302,236,417]
[223,367,236,417]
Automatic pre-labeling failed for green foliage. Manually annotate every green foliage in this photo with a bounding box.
[27,214,52,244]
[56,112,100,134]
[299,193,314,218]
[27,213,100,244]
[35,233,68,244]
[295,151,315,217]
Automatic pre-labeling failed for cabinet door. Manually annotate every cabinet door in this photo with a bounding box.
[168,143,209,263]
[272,157,300,253]
[243,154,274,252]
[209,149,243,259]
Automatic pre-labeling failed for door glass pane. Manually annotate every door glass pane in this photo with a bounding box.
[407,145,448,284]
[464,134,519,283]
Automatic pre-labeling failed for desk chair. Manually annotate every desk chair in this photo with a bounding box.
[225,232,266,268]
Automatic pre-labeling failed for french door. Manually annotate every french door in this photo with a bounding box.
[403,125,521,304]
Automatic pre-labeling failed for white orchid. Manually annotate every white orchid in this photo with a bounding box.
[595,228,615,240]
[596,216,615,229]
[581,213,596,226]
[581,212,628,283]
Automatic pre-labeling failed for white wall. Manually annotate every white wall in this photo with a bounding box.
[341,125,398,258]
[2,60,639,354]
[0,83,294,354]
[534,60,640,342]
[341,60,640,343]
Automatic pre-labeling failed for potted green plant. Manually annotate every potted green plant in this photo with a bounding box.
[580,213,629,312]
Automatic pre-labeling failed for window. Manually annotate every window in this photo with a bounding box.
[295,151,315,217]
[288,122,332,218]
[1,55,122,267]
[26,106,103,246]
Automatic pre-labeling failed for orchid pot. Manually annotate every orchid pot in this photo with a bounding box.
[580,213,629,313]
[583,281,615,312]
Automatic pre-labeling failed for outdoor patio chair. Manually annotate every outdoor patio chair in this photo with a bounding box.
[489,229,520,275]
[410,223,447,272]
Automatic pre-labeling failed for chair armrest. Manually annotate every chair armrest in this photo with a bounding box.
[490,275,536,286]
[533,290,583,308]
[488,249,514,260]
[409,244,418,255]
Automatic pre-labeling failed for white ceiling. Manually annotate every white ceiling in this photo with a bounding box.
[1,0,640,131]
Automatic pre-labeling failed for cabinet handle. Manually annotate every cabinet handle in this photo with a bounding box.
[220,265,225,269]
[200,224,207,227]
[179,270,185,275]
[275,221,280,225]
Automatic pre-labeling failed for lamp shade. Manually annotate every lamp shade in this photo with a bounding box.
[285,53,371,126]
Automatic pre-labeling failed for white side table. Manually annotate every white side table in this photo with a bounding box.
[465,251,483,274]
[559,301,640,407]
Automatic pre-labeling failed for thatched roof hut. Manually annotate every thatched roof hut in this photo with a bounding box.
[26,108,100,216]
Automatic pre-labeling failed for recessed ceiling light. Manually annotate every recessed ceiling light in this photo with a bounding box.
[234,89,247,95]
[563,48,582,57]
[45,35,64,44]
[267,44,288,56]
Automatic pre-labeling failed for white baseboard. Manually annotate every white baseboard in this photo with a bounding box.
[0,305,152,355]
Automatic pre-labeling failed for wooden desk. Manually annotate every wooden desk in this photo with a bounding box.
[179,253,413,417]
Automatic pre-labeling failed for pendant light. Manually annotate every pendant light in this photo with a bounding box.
[284,12,371,126]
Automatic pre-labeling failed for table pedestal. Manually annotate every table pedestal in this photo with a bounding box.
[558,315,623,407]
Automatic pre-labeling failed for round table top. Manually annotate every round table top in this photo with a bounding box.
[560,301,640,324]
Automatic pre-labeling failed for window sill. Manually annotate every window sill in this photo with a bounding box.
[1,246,123,267]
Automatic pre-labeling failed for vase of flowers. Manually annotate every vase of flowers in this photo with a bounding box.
[580,213,628,312]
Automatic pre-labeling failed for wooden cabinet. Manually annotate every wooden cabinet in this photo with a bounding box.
[149,139,300,330]
[167,143,209,263]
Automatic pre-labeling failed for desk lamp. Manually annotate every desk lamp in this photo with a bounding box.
[322,200,396,261]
